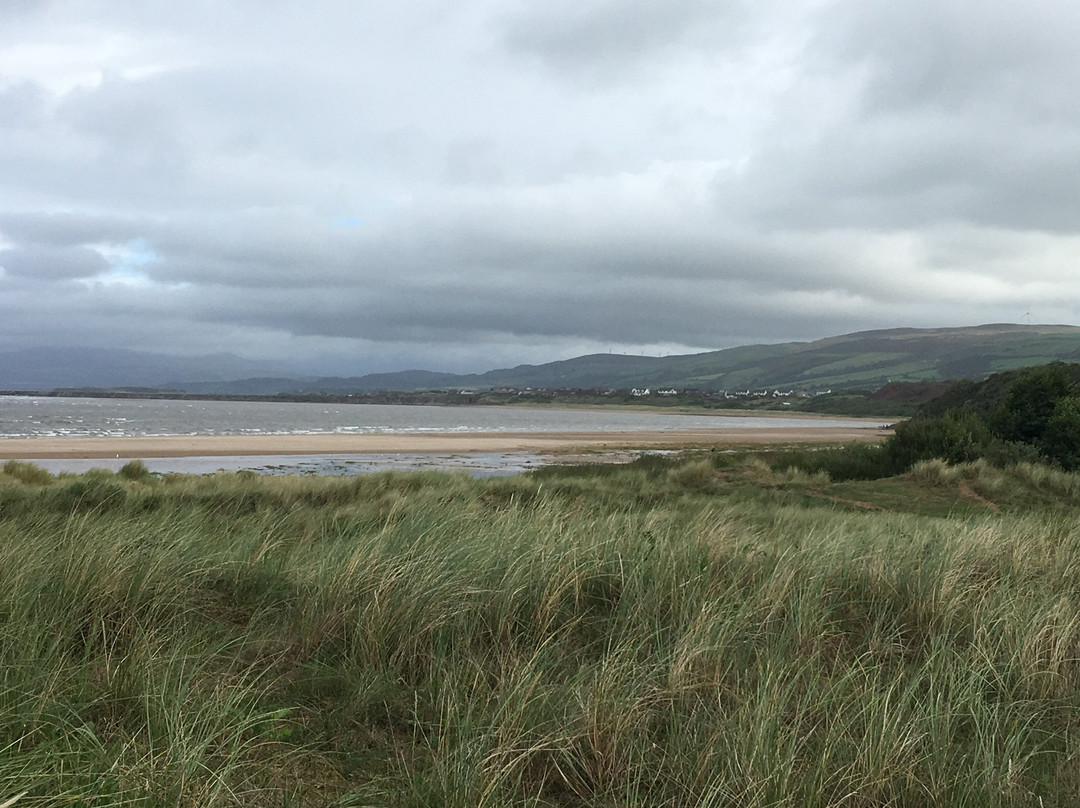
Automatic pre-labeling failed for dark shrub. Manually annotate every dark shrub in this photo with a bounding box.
[990,364,1076,445]
[814,443,892,480]
[118,459,154,482]
[884,410,994,473]
[1039,395,1080,470]
[980,439,1041,467]
[764,444,890,481]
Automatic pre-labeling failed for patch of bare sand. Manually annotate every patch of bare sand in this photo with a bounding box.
[0,427,891,460]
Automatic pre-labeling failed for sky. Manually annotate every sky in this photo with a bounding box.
[1,0,1079,375]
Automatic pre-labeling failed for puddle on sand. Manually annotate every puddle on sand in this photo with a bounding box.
[24,452,547,478]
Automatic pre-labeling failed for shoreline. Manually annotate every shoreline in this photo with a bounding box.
[0,426,891,460]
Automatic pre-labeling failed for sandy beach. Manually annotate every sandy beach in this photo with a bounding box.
[0,426,891,460]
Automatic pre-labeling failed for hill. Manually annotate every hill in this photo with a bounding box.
[832,360,1080,475]
[917,360,1080,420]
[185,323,1080,394]
[0,347,295,390]
[5,324,1080,394]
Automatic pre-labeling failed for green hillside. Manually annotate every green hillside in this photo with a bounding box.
[161,324,1080,395]
[279,323,1080,394]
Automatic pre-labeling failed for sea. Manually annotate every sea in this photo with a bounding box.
[0,395,878,477]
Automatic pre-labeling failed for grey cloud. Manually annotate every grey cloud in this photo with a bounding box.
[0,0,53,22]
[769,121,1080,235]
[152,250,914,350]
[1,1,1079,374]
[57,73,185,160]
[0,211,147,246]
[0,245,108,279]
[0,81,47,128]
[816,0,1080,120]
[0,94,188,211]
[1,170,1063,362]
[501,0,745,74]
[728,0,1080,235]
[442,138,505,185]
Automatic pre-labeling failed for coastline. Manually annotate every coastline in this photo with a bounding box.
[0,426,891,460]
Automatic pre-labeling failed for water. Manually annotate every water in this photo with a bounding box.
[0,395,876,476]
[20,452,552,478]
[0,395,873,439]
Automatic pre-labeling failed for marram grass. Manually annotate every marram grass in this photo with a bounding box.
[3,458,1080,805]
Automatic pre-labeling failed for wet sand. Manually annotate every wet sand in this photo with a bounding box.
[0,426,891,460]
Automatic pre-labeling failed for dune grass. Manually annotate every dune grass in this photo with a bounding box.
[3,456,1080,805]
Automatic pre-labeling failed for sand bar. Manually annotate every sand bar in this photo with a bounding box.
[0,426,891,460]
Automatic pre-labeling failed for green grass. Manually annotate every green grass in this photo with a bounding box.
[4,457,1080,804]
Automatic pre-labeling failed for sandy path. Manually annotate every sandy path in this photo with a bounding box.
[0,426,891,459]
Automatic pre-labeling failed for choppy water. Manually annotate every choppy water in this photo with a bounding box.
[0,395,878,477]
[0,395,873,439]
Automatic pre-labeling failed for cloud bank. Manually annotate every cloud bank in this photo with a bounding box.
[1,0,1078,373]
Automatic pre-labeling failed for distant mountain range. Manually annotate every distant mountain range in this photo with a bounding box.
[3,324,1080,395]
[0,347,293,391]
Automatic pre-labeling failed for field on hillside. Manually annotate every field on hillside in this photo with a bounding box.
[5,455,1080,806]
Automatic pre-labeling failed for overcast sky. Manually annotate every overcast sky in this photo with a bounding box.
[1,0,1079,374]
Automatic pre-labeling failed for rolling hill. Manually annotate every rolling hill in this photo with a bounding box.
[186,323,1080,394]
[5,324,1080,394]
[0,347,295,391]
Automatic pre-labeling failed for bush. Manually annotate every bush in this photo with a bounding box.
[118,459,154,482]
[763,444,889,482]
[1038,395,1080,470]
[810,443,890,481]
[2,459,53,486]
[883,410,994,473]
[980,439,1041,467]
[990,364,1076,445]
